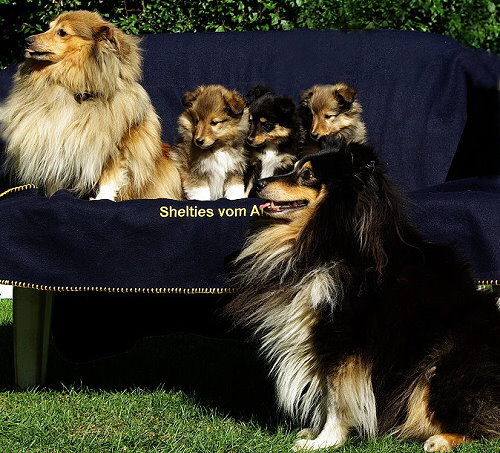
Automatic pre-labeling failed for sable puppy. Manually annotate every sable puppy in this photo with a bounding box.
[226,142,500,452]
[0,10,183,200]
[172,85,248,200]
[299,83,367,156]
[245,86,304,192]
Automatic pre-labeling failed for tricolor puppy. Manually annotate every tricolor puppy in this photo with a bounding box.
[227,142,500,452]
[0,10,182,200]
[245,86,303,192]
[172,85,248,200]
[299,83,367,156]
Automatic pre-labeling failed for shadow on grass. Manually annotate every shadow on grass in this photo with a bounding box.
[0,324,14,389]
[45,291,280,426]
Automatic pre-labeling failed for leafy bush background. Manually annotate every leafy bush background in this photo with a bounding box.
[0,0,498,69]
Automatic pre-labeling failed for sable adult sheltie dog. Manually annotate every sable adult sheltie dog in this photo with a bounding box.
[245,86,303,181]
[172,85,248,200]
[226,142,500,451]
[0,10,182,200]
[299,83,367,156]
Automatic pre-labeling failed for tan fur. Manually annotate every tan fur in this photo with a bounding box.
[172,85,249,200]
[332,355,377,437]
[257,161,327,223]
[251,124,292,147]
[395,381,443,440]
[235,221,305,286]
[0,10,182,200]
[300,83,367,155]
[424,434,474,452]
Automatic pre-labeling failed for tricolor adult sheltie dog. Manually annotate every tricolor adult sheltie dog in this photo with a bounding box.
[0,10,182,200]
[226,141,500,451]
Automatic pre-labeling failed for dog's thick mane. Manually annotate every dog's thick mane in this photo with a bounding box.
[233,146,408,293]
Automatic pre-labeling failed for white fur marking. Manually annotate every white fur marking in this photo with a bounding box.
[294,398,348,451]
[224,184,245,200]
[185,186,211,201]
[197,148,241,199]
[257,266,340,430]
[94,168,127,201]
[260,146,283,179]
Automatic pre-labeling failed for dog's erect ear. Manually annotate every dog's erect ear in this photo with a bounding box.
[300,89,314,107]
[276,97,296,116]
[334,85,357,106]
[224,91,245,117]
[93,24,132,59]
[246,85,272,101]
[182,86,204,108]
[93,25,113,42]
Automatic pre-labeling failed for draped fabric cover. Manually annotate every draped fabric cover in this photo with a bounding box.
[0,29,498,289]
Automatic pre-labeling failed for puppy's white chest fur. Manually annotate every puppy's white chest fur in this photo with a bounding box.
[259,145,283,179]
[198,148,240,199]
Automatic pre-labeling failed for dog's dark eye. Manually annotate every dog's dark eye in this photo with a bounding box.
[57,29,67,37]
[210,119,226,126]
[301,169,314,180]
[262,121,274,132]
[324,114,335,119]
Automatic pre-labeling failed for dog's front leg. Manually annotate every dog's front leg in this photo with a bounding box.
[294,390,349,451]
[184,183,211,201]
[94,159,128,201]
[224,172,245,200]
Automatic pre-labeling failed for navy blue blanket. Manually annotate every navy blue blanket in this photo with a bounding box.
[0,29,499,289]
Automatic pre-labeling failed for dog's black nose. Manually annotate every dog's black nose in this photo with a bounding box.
[246,137,254,145]
[195,138,204,146]
[25,36,35,46]
[310,132,319,140]
[255,179,268,193]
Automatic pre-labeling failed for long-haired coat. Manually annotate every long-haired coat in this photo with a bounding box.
[299,83,367,156]
[245,86,304,187]
[0,10,182,200]
[226,142,500,451]
[172,85,248,200]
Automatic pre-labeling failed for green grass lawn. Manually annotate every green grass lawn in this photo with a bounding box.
[0,299,498,452]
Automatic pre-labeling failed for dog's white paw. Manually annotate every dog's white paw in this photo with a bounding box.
[224,183,245,200]
[293,438,341,451]
[423,435,453,452]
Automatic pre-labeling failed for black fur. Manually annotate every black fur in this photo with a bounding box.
[228,141,500,444]
[244,86,305,193]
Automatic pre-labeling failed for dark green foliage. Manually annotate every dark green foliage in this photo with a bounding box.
[0,0,498,69]
[302,0,499,55]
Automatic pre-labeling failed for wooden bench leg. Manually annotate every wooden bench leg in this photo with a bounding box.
[13,288,53,389]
